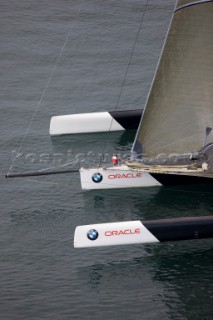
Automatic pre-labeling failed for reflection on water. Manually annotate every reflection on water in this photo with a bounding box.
[51,130,136,167]
[78,240,213,320]
[77,247,170,320]
[51,130,136,150]
[149,241,213,320]
[82,185,213,224]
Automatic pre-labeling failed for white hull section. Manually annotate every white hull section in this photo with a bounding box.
[74,220,159,248]
[49,112,124,135]
[80,165,162,190]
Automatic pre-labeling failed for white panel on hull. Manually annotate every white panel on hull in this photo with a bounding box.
[74,220,159,248]
[49,112,124,135]
[80,165,162,190]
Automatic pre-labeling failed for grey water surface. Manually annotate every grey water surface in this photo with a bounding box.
[1,1,213,319]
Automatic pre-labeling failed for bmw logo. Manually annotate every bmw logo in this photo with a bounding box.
[87,229,99,241]
[92,172,103,183]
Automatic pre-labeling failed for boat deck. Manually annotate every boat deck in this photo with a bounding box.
[102,163,213,178]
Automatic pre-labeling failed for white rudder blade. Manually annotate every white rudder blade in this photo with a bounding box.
[74,220,159,248]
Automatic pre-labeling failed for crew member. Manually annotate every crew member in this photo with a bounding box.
[112,154,118,166]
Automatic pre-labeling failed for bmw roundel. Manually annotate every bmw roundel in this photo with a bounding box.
[92,172,103,183]
[87,229,99,241]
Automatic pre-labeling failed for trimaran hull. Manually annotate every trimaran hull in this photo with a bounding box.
[80,165,213,190]
[74,216,213,248]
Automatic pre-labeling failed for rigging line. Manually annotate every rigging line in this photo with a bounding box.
[31,159,79,173]
[108,0,149,133]
[8,0,85,175]
[98,0,149,166]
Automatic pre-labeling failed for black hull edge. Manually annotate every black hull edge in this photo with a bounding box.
[150,172,213,187]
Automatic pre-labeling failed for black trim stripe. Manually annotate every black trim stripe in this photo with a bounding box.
[150,172,213,186]
[109,109,143,130]
[144,216,213,242]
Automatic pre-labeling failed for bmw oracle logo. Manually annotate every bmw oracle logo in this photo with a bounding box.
[87,229,99,241]
[92,172,103,183]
